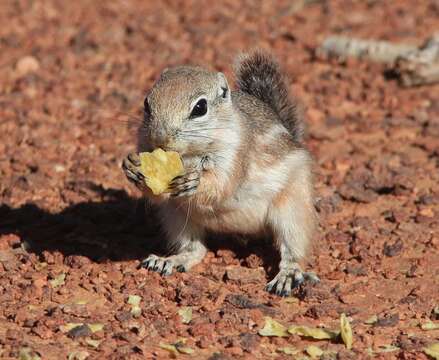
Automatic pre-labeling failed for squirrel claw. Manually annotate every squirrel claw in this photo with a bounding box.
[122,153,146,188]
[176,265,186,272]
[168,170,200,198]
[141,255,174,276]
[265,268,320,297]
[127,152,141,166]
[140,255,193,276]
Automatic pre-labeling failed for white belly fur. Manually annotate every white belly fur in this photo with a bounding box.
[191,159,288,234]
[188,148,308,235]
[193,198,268,234]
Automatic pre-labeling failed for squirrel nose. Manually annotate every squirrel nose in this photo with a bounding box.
[150,127,169,149]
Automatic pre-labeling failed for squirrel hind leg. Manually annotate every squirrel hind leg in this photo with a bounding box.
[266,162,318,296]
[265,231,320,296]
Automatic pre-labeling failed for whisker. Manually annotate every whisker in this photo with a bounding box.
[179,133,215,140]
[89,110,144,137]
[179,134,240,148]
[179,131,234,139]
[178,135,216,142]
[174,199,192,250]
[182,126,229,131]
[179,132,222,138]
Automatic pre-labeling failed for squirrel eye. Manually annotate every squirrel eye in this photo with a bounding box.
[143,97,151,115]
[190,98,208,118]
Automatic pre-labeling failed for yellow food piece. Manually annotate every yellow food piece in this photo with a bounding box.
[139,149,184,195]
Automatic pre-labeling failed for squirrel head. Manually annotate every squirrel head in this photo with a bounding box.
[138,66,232,157]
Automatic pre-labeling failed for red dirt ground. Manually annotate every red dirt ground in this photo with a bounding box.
[1,1,438,359]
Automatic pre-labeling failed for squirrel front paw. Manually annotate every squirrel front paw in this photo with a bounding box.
[168,170,200,197]
[122,153,147,190]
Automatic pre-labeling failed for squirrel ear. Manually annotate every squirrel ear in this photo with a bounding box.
[217,72,230,100]
[158,67,170,80]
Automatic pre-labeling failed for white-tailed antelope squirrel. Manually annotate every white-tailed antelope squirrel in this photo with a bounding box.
[122,51,319,296]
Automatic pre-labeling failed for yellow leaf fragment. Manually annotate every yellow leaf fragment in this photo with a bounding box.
[340,313,353,350]
[67,351,89,360]
[258,317,289,337]
[59,323,83,333]
[173,339,194,355]
[130,305,141,317]
[19,348,41,360]
[128,295,141,306]
[67,288,106,309]
[421,321,439,330]
[85,339,101,349]
[87,323,104,333]
[178,307,192,324]
[128,295,142,318]
[176,346,194,354]
[306,345,324,358]
[131,306,142,317]
[277,346,299,355]
[74,300,88,305]
[364,315,378,325]
[159,343,179,358]
[288,325,339,340]
[425,343,439,359]
[49,273,66,288]
[376,345,400,353]
[139,149,184,195]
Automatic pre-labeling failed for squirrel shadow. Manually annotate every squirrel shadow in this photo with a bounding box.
[0,183,279,275]
[0,185,160,262]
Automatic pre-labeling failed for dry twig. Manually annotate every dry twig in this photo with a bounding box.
[317,34,439,86]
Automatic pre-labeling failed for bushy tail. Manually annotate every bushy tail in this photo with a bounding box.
[234,51,303,143]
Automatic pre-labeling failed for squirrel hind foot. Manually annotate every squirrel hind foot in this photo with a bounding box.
[265,266,320,297]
